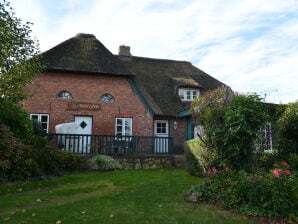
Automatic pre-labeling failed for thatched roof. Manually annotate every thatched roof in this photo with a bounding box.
[39,33,227,117]
[119,56,226,116]
[40,33,131,76]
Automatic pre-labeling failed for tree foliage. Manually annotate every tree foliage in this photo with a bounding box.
[191,87,268,170]
[222,95,268,169]
[277,101,298,156]
[0,0,42,102]
[0,97,33,139]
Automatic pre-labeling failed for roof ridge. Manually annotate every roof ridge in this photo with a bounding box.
[40,34,132,76]
[116,54,191,64]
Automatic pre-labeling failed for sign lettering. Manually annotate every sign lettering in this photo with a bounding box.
[67,102,101,111]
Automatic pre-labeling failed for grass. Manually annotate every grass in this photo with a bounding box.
[0,169,256,224]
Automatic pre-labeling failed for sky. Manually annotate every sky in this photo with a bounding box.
[10,0,298,104]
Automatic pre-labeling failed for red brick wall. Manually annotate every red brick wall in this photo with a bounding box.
[23,72,153,136]
[170,118,185,153]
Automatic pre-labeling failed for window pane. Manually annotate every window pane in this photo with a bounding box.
[117,119,122,126]
[100,94,115,102]
[125,126,131,135]
[186,91,191,100]
[117,126,122,133]
[41,123,47,131]
[31,115,38,120]
[41,115,48,122]
[56,91,72,100]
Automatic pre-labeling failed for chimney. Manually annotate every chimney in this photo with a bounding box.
[118,45,131,56]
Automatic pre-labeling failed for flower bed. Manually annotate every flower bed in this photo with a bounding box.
[185,162,298,221]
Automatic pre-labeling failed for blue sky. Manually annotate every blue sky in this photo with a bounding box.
[11,0,298,104]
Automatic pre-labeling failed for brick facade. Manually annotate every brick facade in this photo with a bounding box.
[23,72,154,136]
[170,118,186,153]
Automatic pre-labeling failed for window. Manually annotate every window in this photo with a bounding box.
[56,91,73,100]
[100,93,115,102]
[115,118,132,136]
[155,121,168,134]
[256,122,273,152]
[30,114,49,133]
[178,88,200,102]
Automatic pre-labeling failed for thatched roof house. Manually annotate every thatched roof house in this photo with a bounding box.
[23,33,227,154]
[40,33,225,117]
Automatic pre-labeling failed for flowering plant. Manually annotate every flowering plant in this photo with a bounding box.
[185,167,298,221]
[271,161,292,178]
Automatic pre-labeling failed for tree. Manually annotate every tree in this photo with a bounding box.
[222,94,268,169]
[191,87,268,171]
[0,0,43,103]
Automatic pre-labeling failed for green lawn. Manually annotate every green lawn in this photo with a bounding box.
[0,169,256,224]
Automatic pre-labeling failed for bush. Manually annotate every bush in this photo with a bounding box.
[277,101,298,156]
[255,152,278,171]
[0,126,85,181]
[288,153,298,172]
[222,95,268,170]
[184,139,217,177]
[88,155,122,171]
[0,98,33,139]
[185,165,298,220]
[0,124,40,181]
[27,135,85,175]
[191,88,269,171]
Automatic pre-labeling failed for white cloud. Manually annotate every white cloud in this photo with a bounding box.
[10,0,298,103]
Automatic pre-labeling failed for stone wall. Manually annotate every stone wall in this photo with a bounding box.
[114,155,174,169]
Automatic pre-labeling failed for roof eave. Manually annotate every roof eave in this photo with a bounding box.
[45,68,134,76]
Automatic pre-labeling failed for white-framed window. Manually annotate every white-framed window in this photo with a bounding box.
[30,114,49,133]
[178,88,200,102]
[115,118,132,136]
[56,90,73,100]
[155,121,168,135]
[256,122,273,152]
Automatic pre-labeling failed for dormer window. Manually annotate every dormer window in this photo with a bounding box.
[56,91,73,100]
[178,88,200,102]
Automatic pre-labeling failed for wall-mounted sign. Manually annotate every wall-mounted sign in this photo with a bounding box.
[67,102,101,111]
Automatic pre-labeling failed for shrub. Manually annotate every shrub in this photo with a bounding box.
[277,101,298,156]
[222,95,268,170]
[0,98,33,139]
[0,124,40,181]
[184,139,217,176]
[58,150,87,172]
[27,135,85,175]
[185,165,298,220]
[1,126,85,181]
[191,88,269,171]
[255,152,278,171]
[88,155,122,171]
[288,153,298,172]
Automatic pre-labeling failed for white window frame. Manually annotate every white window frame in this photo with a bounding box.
[30,113,50,133]
[115,118,132,136]
[178,88,200,102]
[154,120,169,135]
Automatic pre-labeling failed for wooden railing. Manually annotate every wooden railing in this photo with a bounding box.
[47,134,173,155]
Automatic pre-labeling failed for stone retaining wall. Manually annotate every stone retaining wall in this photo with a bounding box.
[114,155,174,169]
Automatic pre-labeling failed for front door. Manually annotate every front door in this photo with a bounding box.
[154,120,169,153]
[75,116,92,153]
